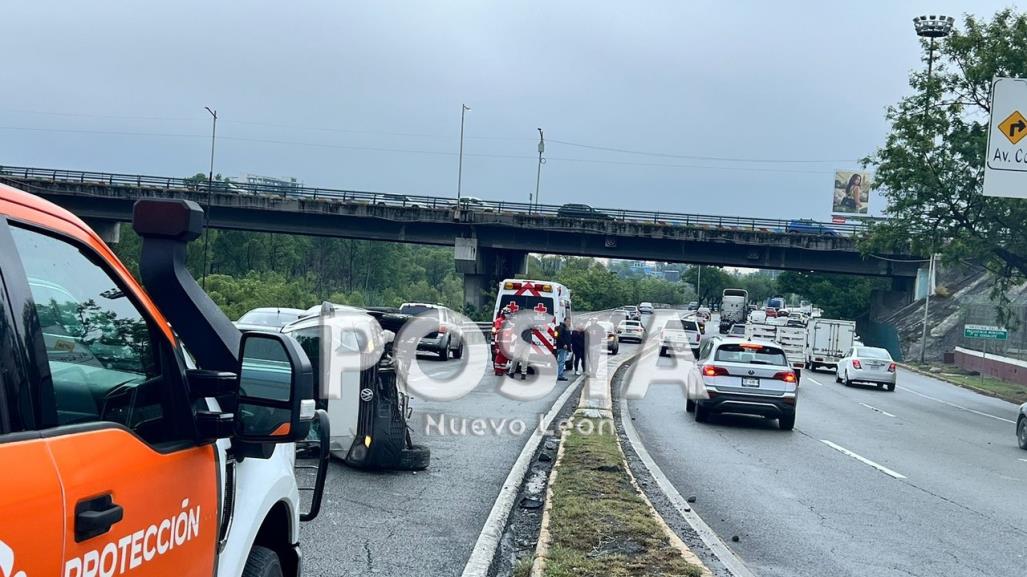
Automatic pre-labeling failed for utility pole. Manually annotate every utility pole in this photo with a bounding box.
[457,104,470,202]
[201,106,217,290]
[531,128,544,212]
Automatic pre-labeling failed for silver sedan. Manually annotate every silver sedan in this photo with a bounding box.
[836,346,896,391]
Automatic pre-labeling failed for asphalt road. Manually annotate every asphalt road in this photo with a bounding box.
[302,340,587,576]
[624,311,1027,577]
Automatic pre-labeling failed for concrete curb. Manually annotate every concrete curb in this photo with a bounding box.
[528,419,570,577]
[459,373,585,577]
[898,362,1021,404]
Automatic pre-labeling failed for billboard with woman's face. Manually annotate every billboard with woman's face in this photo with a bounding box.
[833,170,871,215]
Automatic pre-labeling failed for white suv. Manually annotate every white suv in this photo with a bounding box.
[687,337,799,430]
[638,302,655,314]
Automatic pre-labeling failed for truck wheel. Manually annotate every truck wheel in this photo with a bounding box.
[399,444,431,471]
[242,546,283,577]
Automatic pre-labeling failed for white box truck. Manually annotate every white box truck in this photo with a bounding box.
[719,288,749,333]
[805,318,856,371]
[745,322,805,377]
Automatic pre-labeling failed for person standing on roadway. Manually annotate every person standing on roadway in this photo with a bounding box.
[556,319,572,381]
[571,324,586,375]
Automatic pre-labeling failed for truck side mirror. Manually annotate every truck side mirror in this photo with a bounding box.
[236,332,316,443]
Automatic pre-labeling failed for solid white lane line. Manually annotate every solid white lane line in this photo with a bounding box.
[1019,458,1027,463]
[820,440,907,479]
[898,386,1015,424]
[461,374,585,577]
[858,402,896,418]
[619,386,756,576]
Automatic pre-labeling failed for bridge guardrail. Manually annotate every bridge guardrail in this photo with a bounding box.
[0,164,869,236]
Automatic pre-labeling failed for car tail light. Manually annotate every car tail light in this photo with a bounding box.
[703,365,729,377]
[852,359,862,369]
[888,362,896,373]
[773,371,797,383]
[438,324,448,333]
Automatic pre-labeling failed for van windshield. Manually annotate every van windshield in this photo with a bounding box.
[498,295,555,315]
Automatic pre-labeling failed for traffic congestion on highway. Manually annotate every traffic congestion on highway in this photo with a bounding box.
[5,3,1027,577]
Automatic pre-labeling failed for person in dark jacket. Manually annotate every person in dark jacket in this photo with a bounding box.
[555,319,572,381]
[571,325,586,375]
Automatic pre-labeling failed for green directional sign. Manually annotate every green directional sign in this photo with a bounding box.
[963,324,1008,340]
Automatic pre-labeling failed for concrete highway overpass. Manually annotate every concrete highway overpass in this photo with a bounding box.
[0,165,920,307]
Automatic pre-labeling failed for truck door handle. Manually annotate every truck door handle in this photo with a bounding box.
[75,494,124,542]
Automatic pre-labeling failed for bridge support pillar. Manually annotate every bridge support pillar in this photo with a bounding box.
[84,219,121,244]
[455,241,527,313]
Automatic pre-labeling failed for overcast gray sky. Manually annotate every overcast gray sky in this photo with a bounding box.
[0,1,1018,220]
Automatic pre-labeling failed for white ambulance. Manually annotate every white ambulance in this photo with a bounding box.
[491,279,572,375]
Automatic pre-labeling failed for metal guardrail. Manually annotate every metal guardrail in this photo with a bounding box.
[0,165,868,236]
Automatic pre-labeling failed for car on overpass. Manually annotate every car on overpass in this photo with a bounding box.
[786,219,839,236]
[557,203,612,220]
[687,338,799,430]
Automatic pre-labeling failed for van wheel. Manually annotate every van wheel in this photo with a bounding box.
[399,443,431,471]
[438,344,449,361]
[452,342,463,359]
[243,546,283,577]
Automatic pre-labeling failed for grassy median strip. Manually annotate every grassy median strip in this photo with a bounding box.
[542,417,702,577]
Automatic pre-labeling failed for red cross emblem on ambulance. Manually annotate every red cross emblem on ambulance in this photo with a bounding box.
[533,303,548,313]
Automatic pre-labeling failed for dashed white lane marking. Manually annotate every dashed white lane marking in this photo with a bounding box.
[1019,458,1027,463]
[820,440,907,479]
[859,402,896,418]
[806,377,824,386]
[898,386,1015,424]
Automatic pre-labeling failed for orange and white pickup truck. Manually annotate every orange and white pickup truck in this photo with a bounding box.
[0,183,328,577]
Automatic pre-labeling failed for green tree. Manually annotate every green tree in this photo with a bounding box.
[776,272,889,319]
[865,9,1027,319]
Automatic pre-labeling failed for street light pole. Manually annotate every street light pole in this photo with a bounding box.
[201,106,217,290]
[457,104,470,202]
[532,128,544,212]
[913,15,954,128]
[912,15,953,363]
